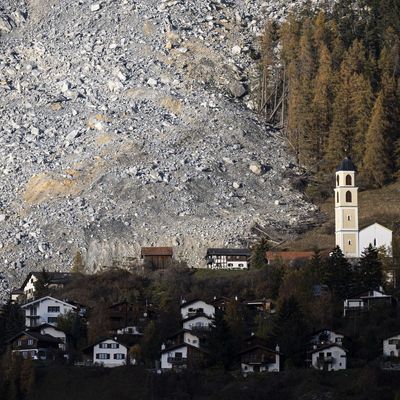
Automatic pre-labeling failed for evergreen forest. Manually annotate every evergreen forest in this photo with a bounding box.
[260,0,400,190]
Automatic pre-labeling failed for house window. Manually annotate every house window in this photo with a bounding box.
[327,352,332,357]
[227,263,233,267]
[336,175,339,186]
[110,343,119,349]
[175,352,183,359]
[48,306,60,313]
[17,340,22,346]
[96,353,110,360]
[27,339,33,346]
[238,263,244,267]
[374,238,376,246]
[114,353,125,360]
[48,317,58,324]
[346,191,352,202]
[346,174,352,185]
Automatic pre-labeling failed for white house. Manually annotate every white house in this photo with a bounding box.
[310,330,344,347]
[205,248,251,269]
[20,271,71,300]
[180,299,215,320]
[343,289,394,316]
[182,314,213,331]
[239,345,280,373]
[21,296,77,328]
[310,344,347,371]
[90,338,129,367]
[359,223,393,257]
[383,334,400,358]
[160,343,208,370]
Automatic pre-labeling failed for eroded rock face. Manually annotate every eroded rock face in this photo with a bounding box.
[0,0,324,300]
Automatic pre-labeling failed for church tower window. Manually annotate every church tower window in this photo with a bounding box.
[346,174,352,185]
[346,191,352,203]
[336,192,339,203]
[337,175,339,186]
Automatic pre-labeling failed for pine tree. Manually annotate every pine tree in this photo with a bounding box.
[311,45,333,166]
[20,357,35,400]
[71,251,85,274]
[208,309,234,369]
[273,296,308,367]
[34,268,51,298]
[350,73,374,167]
[356,244,383,291]
[322,246,353,299]
[251,238,269,269]
[223,300,247,352]
[362,92,391,186]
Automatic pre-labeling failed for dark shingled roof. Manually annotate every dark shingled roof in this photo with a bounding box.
[206,248,251,256]
[336,157,356,172]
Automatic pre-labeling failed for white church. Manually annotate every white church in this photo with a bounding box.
[334,157,393,258]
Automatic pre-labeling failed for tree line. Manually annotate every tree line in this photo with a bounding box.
[260,0,400,190]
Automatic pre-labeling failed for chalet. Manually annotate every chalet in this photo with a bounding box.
[19,271,71,301]
[108,300,153,334]
[309,344,347,371]
[206,248,250,270]
[180,299,215,320]
[83,338,131,368]
[10,288,24,303]
[383,334,400,358]
[29,323,67,349]
[141,247,173,269]
[343,289,395,317]
[21,296,77,328]
[211,296,232,311]
[9,331,64,360]
[164,329,201,349]
[242,299,275,314]
[309,329,344,347]
[160,342,209,371]
[239,337,280,373]
[182,313,213,332]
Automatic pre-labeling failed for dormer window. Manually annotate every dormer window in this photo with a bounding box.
[346,174,352,186]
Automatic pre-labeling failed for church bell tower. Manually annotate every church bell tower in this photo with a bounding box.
[334,157,359,258]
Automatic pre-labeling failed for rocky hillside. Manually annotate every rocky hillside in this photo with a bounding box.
[0,0,321,299]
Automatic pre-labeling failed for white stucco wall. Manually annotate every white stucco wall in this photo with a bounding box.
[23,275,38,299]
[180,301,215,319]
[93,339,128,367]
[161,345,188,369]
[22,297,76,327]
[359,223,392,256]
[383,335,400,357]
[311,346,346,371]
[182,315,213,331]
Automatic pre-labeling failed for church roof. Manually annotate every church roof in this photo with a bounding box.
[336,157,356,172]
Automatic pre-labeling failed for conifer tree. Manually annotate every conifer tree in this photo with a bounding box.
[362,92,391,186]
[356,244,383,291]
[311,45,333,165]
[20,357,35,400]
[350,73,374,167]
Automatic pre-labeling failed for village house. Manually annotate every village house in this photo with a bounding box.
[383,334,400,358]
[21,296,78,328]
[206,248,251,270]
[84,338,131,368]
[163,329,202,349]
[343,289,395,317]
[17,271,72,301]
[141,247,173,269]
[182,314,213,331]
[180,299,215,320]
[9,331,64,360]
[309,344,347,371]
[239,336,280,373]
[309,329,344,347]
[160,342,209,371]
[108,300,153,335]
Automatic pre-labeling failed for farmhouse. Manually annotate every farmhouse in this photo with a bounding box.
[206,248,250,269]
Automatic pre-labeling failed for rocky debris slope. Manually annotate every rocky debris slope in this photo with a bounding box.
[0,0,323,300]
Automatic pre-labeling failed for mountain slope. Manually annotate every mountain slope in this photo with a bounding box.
[0,0,320,298]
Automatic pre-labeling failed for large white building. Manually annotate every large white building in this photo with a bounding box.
[335,157,392,258]
[21,296,77,328]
